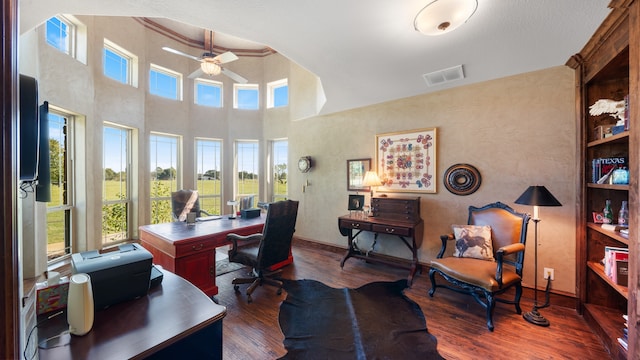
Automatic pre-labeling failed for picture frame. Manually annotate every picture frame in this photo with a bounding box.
[348,194,365,211]
[347,158,371,192]
[375,128,437,193]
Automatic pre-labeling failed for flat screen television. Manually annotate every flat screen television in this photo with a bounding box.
[19,74,40,182]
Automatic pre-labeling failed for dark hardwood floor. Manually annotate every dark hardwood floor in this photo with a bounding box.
[214,241,612,360]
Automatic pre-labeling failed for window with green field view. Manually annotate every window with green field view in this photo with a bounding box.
[195,138,223,215]
[46,110,72,261]
[272,139,288,201]
[102,124,131,245]
[150,133,180,224]
[236,140,259,208]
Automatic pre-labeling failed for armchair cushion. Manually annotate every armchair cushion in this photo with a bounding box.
[430,257,521,292]
[452,225,494,261]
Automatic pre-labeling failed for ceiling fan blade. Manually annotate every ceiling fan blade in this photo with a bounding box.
[213,51,238,64]
[221,68,248,83]
[188,67,205,79]
[162,47,201,62]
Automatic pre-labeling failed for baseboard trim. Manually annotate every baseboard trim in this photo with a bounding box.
[292,236,579,310]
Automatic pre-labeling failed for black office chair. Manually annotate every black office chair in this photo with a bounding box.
[171,190,211,222]
[226,200,299,303]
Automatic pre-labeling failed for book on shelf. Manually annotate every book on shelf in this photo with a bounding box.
[591,157,627,183]
[603,246,629,283]
[600,224,628,232]
[616,260,629,286]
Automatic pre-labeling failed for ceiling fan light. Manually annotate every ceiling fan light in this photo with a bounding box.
[201,61,221,76]
[414,0,477,36]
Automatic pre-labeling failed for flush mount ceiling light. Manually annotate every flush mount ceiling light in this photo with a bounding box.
[414,0,478,36]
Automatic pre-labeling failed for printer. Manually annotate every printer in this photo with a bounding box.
[71,243,153,310]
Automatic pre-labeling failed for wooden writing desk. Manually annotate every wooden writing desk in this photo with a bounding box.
[139,215,266,296]
[38,269,226,359]
[338,197,424,285]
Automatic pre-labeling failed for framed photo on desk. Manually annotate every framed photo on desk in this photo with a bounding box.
[347,158,371,192]
[348,194,365,211]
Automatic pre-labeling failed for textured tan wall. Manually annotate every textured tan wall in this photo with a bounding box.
[288,66,577,295]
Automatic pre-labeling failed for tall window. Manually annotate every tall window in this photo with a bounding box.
[150,133,180,224]
[45,15,87,64]
[233,84,259,110]
[236,141,259,207]
[102,124,131,245]
[103,39,138,86]
[195,79,222,107]
[195,138,223,215]
[150,64,182,100]
[271,140,288,201]
[47,110,73,261]
[267,79,289,108]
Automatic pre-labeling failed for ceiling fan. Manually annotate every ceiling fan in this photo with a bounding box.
[162,30,248,83]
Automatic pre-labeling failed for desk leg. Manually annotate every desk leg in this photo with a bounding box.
[340,230,355,268]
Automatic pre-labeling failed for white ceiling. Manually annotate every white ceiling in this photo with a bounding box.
[20,0,612,116]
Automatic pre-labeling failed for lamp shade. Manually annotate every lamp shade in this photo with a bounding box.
[201,61,221,75]
[414,0,478,36]
[514,186,562,207]
[362,171,382,187]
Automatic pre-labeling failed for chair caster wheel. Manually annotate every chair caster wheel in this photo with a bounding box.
[234,285,240,292]
[277,288,282,295]
[247,296,253,303]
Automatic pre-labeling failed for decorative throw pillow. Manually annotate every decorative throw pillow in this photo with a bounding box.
[451,225,494,261]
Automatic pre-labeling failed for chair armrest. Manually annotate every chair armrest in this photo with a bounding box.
[494,243,525,288]
[436,234,455,259]
[198,209,212,217]
[227,233,263,253]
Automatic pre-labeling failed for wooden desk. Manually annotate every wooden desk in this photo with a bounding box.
[38,269,226,360]
[139,215,265,296]
[338,197,424,286]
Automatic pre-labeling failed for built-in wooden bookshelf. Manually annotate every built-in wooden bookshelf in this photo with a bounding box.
[566,1,638,358]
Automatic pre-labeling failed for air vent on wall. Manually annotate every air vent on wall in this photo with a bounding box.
[422,65,465,87]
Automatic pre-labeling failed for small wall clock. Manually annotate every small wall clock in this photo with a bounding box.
[297,156,312,173]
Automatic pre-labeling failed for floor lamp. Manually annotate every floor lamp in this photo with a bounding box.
[515,185,562,327]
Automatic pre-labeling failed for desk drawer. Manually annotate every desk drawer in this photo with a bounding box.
[339,219,372,231]
[175,241,216,257]
[371,224,411,236]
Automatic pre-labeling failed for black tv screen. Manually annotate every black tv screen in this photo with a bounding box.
[19,74,40,181]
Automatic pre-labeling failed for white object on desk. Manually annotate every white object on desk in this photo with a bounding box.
[196,215,222,222]
[67,273,94,336]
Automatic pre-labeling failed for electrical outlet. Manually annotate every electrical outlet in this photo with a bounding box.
[543,267,554,281]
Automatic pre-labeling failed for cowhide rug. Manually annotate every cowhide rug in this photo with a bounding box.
[278,279,444,359]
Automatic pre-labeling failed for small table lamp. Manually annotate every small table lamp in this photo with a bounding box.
[514,185,562,327]
[362,171,382,199]
[227,200,238,219]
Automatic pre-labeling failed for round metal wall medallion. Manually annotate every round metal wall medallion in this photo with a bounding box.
[443,164,482,196]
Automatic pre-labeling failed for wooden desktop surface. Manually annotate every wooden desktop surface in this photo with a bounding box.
[38,269,226,359]
[139,215,266,296]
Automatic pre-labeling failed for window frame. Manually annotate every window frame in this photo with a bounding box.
[150,132,181,224]
[103,39,139,87]
[149,64,183,101]
[194,78,223,108]
[270,139,288,202]
[45,15,88,64]
[267,79,289,109]
[195,138,223,215]
[45,108,75,262]
[102,123,133,246]
[233,83,259,110]
[235,140,260,206]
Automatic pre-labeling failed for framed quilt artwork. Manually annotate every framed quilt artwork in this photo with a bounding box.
[375,128,437,193]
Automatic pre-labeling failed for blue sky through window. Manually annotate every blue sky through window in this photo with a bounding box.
[103,48,128,84]
[237,88,259,109]
[196,82,221,107]
[274,85,288,107]
[150,69,178,99]
[46,17,69,53]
